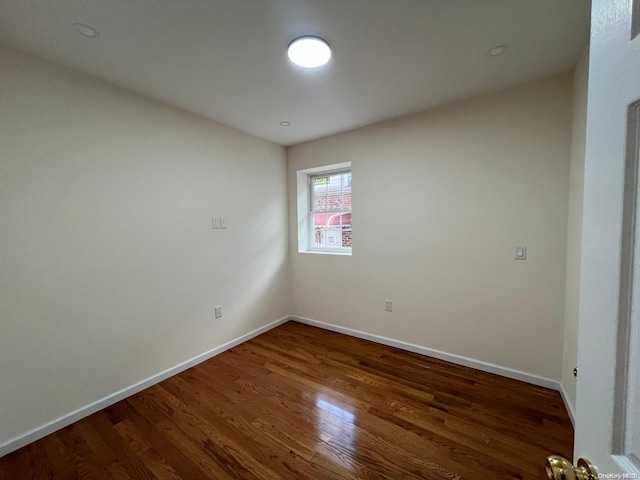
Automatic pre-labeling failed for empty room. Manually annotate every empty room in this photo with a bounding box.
[2,0,639,479]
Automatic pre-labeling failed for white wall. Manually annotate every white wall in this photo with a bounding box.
[0,40,580,455]
[288,74,573,380]
[0,45,290,450]
[561,49,589,416]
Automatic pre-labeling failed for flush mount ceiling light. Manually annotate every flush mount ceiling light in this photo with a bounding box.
[287,36,331,68]
[280,121,291,126]
[488,44,508,57]
[72,23,100,38]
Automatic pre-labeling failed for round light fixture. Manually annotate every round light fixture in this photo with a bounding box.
[287,36,331,68]
[280,121,291,127]
[488,45,508,57]
[72,23,100,38]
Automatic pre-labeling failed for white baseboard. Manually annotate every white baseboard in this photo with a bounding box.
[2,314,575,458]
[558,382,576,428]
[0,315,290,458]
[291,316,573,412]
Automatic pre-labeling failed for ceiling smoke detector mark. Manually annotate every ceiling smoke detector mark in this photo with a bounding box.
[280,121,291,127]
[488,44,508,57]
[72,23,100,38]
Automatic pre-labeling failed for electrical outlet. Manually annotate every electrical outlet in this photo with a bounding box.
[214,305,223,318]
[385,299,393,312]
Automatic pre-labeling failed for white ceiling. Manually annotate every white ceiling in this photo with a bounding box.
[0,0,590,146]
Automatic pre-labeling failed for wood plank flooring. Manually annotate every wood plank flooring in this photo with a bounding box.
[0,321,573,479]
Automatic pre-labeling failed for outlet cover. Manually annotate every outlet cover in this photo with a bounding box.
[214,305,223,318]
[385,299,393,312]
[515,245,527,260]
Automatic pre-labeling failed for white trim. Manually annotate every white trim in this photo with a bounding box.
[296,162,352,254]
[613,454,640,476]
[308,247,352,254]
[558,382,577,427]
[290,315,568,396]
[0,316,290,458]
[298,250,352,256]
[298,162,351,175]
[2,314,575,458]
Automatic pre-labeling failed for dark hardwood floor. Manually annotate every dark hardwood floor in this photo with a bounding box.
[0,321,573,479]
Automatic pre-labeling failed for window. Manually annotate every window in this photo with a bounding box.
[296,162,352,254]
[310,170,352,252]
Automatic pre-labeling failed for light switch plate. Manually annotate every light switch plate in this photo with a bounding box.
[515,245,527,260]
[220,217,227,229]
[212,217,220,229]
[385,299,393,312]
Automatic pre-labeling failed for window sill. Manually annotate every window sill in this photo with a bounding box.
[299,250,352,256]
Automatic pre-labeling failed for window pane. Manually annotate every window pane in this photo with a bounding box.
[311,171,351,249]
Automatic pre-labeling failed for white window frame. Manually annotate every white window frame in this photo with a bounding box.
[296,162,351,255]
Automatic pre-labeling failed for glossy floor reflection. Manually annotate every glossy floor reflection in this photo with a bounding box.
[314,395,357,472]
[0,321,574,479]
